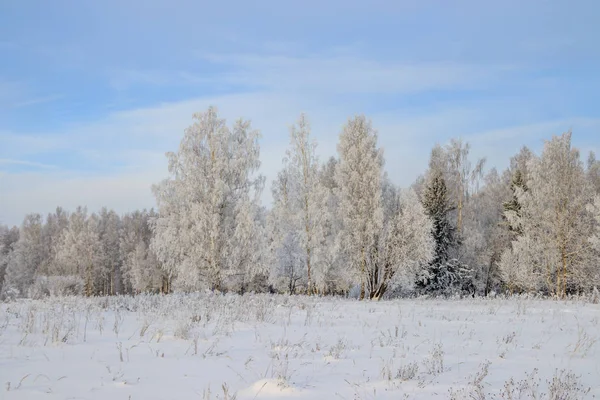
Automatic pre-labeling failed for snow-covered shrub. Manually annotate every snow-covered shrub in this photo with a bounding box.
[416,258,475,296]
[28,275,84,299]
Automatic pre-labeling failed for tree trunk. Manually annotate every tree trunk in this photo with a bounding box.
[359,248,366,300]
[306,246,312,295]
[561,249,567,299]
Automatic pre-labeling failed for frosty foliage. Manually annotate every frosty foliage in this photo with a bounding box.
[151,107,265,292]
[268,115,328,294]
[0,225,19,292]
[2,214,43,299]
[498,133,596,296]
[416,169,473,295]
[336,115,384,299]
[587,196,600,284]
[55,207,104,296]
[2,107,600,300]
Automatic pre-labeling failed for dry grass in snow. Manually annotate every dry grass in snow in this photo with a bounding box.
[0,293,599,399]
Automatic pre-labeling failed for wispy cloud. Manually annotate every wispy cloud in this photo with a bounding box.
[1,87,594,226]
[0,80,62,109]
[12,94,64,108]
[2,0,598,226]
[199,53,518,94]
[0,158,58,169]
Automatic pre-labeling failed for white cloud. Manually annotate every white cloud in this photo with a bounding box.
[0,159,58,169]
[0,170,163,226]
[3,89,594,226]
[200,53,517,94]
[2,50,597,226]
[13,94,64,108]
[0,80,63,109]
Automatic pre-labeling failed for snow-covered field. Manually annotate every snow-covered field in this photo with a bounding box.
[1,294,599,399]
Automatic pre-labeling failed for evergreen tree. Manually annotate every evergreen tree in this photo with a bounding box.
[423,170,455,268]
[503,169,527,235]
[416,170,470,294]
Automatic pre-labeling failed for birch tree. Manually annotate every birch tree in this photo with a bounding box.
[587,152,600,194]
[270,114,326,294]
[499,132,595,297]
[445,138,486,234]
[127,241,162,293]
[268,168,305,293]
[0,225,19,293]
[121,210,165,294]
[585,195,600,288]
[2,214,44,298]
[315,157,347,295]
[37,207,69,276]
[97,208,121,295]
[336,115,384,299]
[55,207,104,296]
[151,107,264,291]
[461,168,511,295]
[370,188,434,299]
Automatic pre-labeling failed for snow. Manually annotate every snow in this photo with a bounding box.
[1,293,599,399]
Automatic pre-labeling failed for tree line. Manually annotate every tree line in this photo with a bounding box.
[2,107,600,300]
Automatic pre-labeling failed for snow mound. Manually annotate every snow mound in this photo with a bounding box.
[238,379,299,398]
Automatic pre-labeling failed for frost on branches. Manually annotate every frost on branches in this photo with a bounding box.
[335,116,434,299]
[499,132,596,297]
[1,214,43,299]
[336,115,384,299]
[268,115,328,294]
[54,207,104,296]
[151,107,265,292]
[3,108,600,301]
[416,169,473,295]
[268,168,305,294]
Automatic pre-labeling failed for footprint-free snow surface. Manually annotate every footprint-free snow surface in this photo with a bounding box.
[1,293,599,399]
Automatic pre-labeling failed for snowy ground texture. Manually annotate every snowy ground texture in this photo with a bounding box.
[1,294,599,400]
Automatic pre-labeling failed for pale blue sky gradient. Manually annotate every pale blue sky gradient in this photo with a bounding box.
[1,0,599,225]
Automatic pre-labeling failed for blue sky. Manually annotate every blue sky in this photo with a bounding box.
[1,0,599,226]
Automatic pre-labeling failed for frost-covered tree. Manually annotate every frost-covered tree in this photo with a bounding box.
[369,187,434,299]
[587,152,600,194]
[336,115,384,299]
[502,147,533,236]
[427,139,485,234]
[96,208,122,295]
[55,207,104,296]
[589,196,600,252]
[269,114,326,294]
[268,168,305,293]
[36,207,69,277]
[445,139,486,233]
[499,132,595,297]
[0,225,20,295]
[315,157,348,295]
[416,169,472,294]
[127,241,162,293]
[229,199,266,293]
[585,195,600,288]
[120,210,165,294]
[461,169,511,295]
[151,107,264,292]
[503,169,527,235]
[2,214,44,299]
